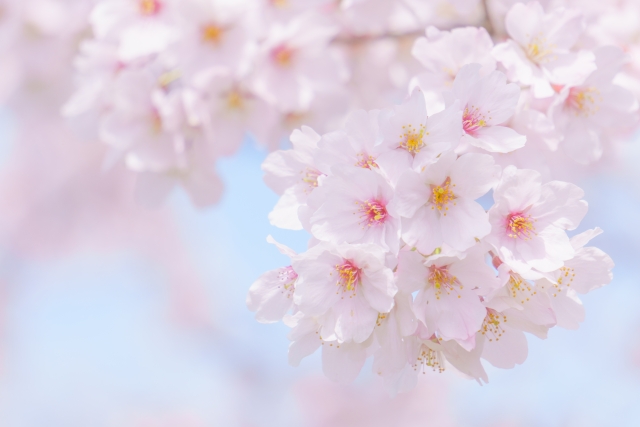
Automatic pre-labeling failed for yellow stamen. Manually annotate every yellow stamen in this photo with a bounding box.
[226,90,244,110]
[507,213,536,239]
[481,310,507,342]
[430,177,456,215]
[336,262,360,293]
[139,0,161,16]
[202,24,224,44]
[399,123,427,154]
[525,35,556,64]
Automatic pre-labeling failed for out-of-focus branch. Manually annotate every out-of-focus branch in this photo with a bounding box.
[482,0,495,36]
[332,29,425,46]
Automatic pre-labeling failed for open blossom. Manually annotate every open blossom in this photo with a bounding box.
[486,165,588,275]
[549,46,639,164]
[446,63,526,153]
[307,166,400,253]
[393,151,499,253]
[263,126,323,230]
[535,228,614,329]
[400,323,489,387]
[247,236,298,323]
[252,13,343,111]
[493,2,597,98]
[291,242,396,343]
[91,0,178,60]
[378,89,462,175]
[411,26,496,109]
[315,109,386,172]
[286,313,373,384]
[175,0,254,71]
[396,248,498,347]
[185,68,278,155]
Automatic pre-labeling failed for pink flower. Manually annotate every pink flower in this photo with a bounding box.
[549,46,639,164]
[251,13,343,111]
[176,0,254,71]
[378,89,462,174]
[247,235,298,323]
[397,248,498,347]
[393,151,499,253]
[291,242,396,343]
[536,228,614,329]
[307,166,400,253]
[486,165,588,275]
[493,1,596,98]
[315,109,386,172]
[262,126,324,230]
[402,323,488,385]
[286,313,371,384]
[91,0,178,61]
[185,68,278,156]
[477,308,529,369]
[485,263,557,334]
[446,63,526,153]
[372,293,417,385]
[412,26,496,109]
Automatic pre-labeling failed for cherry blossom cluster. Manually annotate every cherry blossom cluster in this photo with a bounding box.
[3,0,640,208]
[62,0,490,206]
[412,1,639,173]
[247,1,628,393]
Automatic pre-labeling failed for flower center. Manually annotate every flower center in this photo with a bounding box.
[430,177,456,215]
[226,90,245,110]
[278,266,298,297]
[399,124,427,154]
[139,0,162,16]
[202,23,224,44]
[525,35,555,64]
[150,109,163,135]
[506,212,536,239]
[272,45,294,67]
[427,265,460,299]
[335,261,360,293]
[355,153,378,169]
[462,106,487,134]
[359,199,388,227]
[271,0,288,7]
[566,87,601,117]
[301,168,322,192]
[481,309,507,342]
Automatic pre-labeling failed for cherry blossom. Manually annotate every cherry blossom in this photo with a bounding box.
[291,242,396,343]
[247,235,298,323]
[447,63,526,153]
[393,151,499,253]
[486,165,588,275]
[306,166,401,253]
[493,1,595,98]
[378,89,462,173]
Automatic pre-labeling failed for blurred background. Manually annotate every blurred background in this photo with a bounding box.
[2,0,640,426]
[0,123,639,426]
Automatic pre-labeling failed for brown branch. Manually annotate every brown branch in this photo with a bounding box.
[481,0,495,37]
[331,29,425,46]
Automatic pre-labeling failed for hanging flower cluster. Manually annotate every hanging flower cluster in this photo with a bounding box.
[248,1,629,394]
[62,0,491,206]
